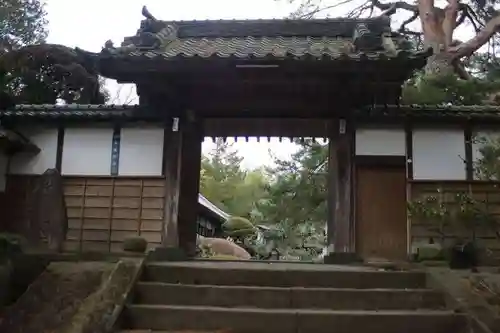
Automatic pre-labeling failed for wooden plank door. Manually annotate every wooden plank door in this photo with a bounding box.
[356,166,407,260]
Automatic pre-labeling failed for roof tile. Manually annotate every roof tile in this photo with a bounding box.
[3,104,500,121]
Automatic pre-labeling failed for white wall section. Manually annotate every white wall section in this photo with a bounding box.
[61,128,113,175]
[118,127,164,176]
[412,129,466,180]
[9,128,58,175]
[355,129,406,156]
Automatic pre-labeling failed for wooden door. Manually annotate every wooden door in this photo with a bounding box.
[356,166,407,260]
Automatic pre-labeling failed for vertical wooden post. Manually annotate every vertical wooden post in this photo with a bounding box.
[405,123,414,256]
[162,118,181,248]
[464,123,474,181]
[326,126,338,253]
[177,114,203,257]
[327,118,354,257]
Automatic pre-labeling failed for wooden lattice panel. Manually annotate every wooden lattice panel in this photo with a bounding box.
[63,177,164,253]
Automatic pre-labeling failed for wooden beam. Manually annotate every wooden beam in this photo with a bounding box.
[203,118,331,138]
[405,123,413,180]
[405,122,413,257]
[327,118,354,254]
[55,127,64,172]
[176,115,204,256]
[355,155,407,167]
[162,119,182,248]
[326,128,337,253]
[102,57,404,78]
[464,124,474,181]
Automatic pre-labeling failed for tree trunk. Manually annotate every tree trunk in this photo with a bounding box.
[424,52,455,76]
[417,0,458,76]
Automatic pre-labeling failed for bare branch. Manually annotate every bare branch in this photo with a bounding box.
[398,12,419,32]
[450,13,500,59]
[370,0,418,14]
[295,0,360,18]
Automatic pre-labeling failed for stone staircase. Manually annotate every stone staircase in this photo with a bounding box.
[117,261,468,333]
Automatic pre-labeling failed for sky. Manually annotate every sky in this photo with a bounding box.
[45,0,304,169]
[45,0,476,169]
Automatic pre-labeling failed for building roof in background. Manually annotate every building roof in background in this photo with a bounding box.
[198,194,230,222]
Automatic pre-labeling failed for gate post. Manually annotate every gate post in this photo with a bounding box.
[176,113,203,257]
[162,118,181,248]
[325,118,357,263]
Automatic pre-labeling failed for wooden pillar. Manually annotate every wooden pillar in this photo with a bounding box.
[162,118,181,248]
[177,114,203,257]
[405,123,414,256]
[327,118,354,255]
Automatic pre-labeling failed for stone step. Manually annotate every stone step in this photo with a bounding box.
[122,304,467,333]
[134,282,446,310]
[142,262,427,289]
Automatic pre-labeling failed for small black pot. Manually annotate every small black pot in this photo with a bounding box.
[448,241,478,269]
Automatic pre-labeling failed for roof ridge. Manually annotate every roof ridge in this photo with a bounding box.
[158,17,389,24]
[10,104,140,111]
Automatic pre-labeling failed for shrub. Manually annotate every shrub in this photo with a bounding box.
[122,237,147,253]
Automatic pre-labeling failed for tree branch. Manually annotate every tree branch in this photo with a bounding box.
[398,12,419,32]
[370,0,418,14]
[449,13,500,59]
[443,0,459,49]
[295,0,357,18]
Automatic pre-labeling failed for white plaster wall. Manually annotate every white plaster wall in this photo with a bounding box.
[61,128,113,175]
[472,130,500,180]
[412,129,466,180]
[9,128,58,174]
[119,127,164,176]
[0,152,8,191]
[355,128,406,156]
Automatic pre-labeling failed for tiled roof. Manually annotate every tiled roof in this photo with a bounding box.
[0,104,142,120]
[360,104,500,119]
[3,104,500,121]
[116,37,425,61]
[151,18,391,38]
[76,10,428,64]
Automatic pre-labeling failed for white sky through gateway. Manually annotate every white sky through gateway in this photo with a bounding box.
[45,0,477,169]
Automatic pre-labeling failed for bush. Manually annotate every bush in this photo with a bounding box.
[223,216,256,233]
[122,237,147,253]
[416,244,445,262]
[0,233,24,264]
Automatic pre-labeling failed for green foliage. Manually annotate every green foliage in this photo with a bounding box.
[416,244,445,262]
[200,138,269,219]
[223,216,255,231]
[258,138,328,229]
[0,0,48,51]
[0,233,23,264]
[0,0,107,104]
[402,73,500,105]
[474,134,500,180]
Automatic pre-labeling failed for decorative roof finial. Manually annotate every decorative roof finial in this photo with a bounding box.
[142,6,157,21]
